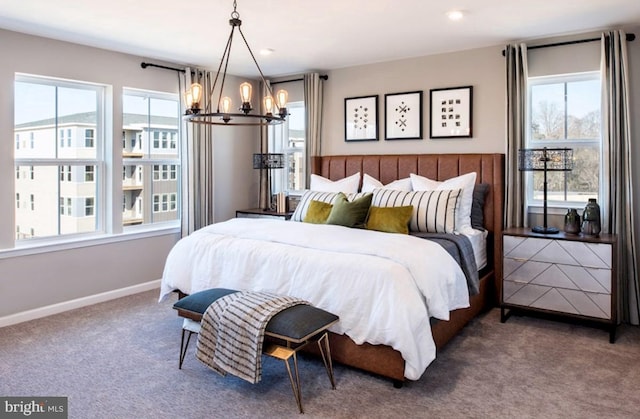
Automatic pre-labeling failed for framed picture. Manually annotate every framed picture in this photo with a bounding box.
[385,91,423,140]
[429,86,473,139]
[344,95,378,141]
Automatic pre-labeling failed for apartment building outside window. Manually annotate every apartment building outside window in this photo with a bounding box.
[122,88,180,227]
[270,101,306,195]
[14,74,103,240]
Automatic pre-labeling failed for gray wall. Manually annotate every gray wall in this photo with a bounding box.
[322,45,507,155]
[0,29,259,322]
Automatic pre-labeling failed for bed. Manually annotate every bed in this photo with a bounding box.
[161,153,504,385]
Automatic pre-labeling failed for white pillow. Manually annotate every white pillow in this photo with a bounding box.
[371,188,462,233]
[310,172,360,193]
[291,190,367,222]
[410,172,477,232]
[361,174,412,193]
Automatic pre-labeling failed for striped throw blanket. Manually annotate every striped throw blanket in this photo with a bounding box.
[195,291,308,384]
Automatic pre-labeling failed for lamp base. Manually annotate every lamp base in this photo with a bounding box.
[531,226,560,234]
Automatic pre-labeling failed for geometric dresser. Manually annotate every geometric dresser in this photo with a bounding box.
[501,227,618,342]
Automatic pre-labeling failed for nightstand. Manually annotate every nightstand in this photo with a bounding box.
[236,208,293,220]
[501,227,618,342]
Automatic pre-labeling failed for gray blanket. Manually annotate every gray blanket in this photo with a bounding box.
[195,291,307,384]
[410,232,480,295]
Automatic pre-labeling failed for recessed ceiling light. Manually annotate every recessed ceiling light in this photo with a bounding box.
[260,48,275,56]
[446,10,464,21]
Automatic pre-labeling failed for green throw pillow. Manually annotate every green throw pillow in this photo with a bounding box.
[366,205,413,234]
[303,200,333,224]
[325,192,373,228]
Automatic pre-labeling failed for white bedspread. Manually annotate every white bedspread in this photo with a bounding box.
[160,218,469,380]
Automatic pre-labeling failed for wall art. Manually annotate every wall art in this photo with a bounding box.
[429,86,473,139]
[344,95,378,141]
[384,91,423,140]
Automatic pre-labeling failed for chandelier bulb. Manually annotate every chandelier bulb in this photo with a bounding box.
[221,96,232,114]
[263,95,274,115]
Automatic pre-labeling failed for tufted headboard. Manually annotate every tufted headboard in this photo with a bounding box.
[311,153,505,303]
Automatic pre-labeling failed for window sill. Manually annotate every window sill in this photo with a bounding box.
[0,223,180,260]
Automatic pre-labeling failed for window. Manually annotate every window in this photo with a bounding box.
[16,193,20,209]
[14,75,102,240]
[85,129,94,147]
[123,88,180,226]
[85,197,94,216]
[526,72,601,207]
[85,166,94,182]
[270,101,306,194]
[15,134,20,150]
[16,167,19,179]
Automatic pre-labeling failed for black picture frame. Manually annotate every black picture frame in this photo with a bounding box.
[344,95,378,141]
[384,91,423,140]
[429,86,473,139]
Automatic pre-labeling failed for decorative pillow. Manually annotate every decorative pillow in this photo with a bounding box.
[409,172,477,232]
[372,188,462,233]
[303,200,333,224]
[291,190,368,222]
[325,193,373,228]
[309,172,361,193]
[366,205,413,234]
[361,174,412,193]
[471,183,490,231]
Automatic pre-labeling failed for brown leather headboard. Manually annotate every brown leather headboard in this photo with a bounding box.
[311,153,505,301]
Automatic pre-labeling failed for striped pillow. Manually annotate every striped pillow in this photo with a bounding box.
[371,188,462,233]
[291,190,367,222]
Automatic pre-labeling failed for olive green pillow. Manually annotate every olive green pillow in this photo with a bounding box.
[366,205,414,234]
[303,200,333,224]
[325,192,373,228]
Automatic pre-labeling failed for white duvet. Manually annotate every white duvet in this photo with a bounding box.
[160,218,469,380]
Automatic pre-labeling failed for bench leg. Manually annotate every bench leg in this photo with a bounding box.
[179,329,195,369]
[283,352,304,414]
[317,332,336,389]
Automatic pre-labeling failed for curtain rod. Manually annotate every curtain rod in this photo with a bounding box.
[271,75,329,85]
[501,32,635,56]
[141,62,328,83]
[140,62,186,73]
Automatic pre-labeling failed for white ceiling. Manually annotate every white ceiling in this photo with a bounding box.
[1,0,639,77]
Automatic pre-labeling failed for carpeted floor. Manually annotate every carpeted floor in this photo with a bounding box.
[1,290,639,419]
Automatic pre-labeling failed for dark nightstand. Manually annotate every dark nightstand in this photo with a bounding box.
[236,208,293,220]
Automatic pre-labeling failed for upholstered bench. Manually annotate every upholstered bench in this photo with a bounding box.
[172,288,339,413]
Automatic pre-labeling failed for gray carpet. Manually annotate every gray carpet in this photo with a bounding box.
[1,290,639,419]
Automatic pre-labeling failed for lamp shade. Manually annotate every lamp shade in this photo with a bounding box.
[518,148,574,172]
[253,153,285,170]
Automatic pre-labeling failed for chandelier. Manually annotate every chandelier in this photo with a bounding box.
[183,0,288,126]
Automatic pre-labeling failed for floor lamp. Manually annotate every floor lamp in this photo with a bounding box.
[518,147,574,234]
[253,153,285,211]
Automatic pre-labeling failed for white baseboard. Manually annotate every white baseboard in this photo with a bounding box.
[0,279,161,328]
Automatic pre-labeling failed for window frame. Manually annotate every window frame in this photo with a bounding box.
[525,71,602,210]
[14,74,106,244]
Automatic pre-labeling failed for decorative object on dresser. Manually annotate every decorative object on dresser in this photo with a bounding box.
[581,198,602,237]
[563,208,581,234]
[518,147,574,234]
[501,227,618,342]
[384,91,423,140]
[253,153,285,211]
[344,95,379,142]
[429,86,473,139]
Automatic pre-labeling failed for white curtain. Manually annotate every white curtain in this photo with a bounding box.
[179,67,215,236]
[504,44,528,229]
[304,73,324,187]
[601,30,639,324]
